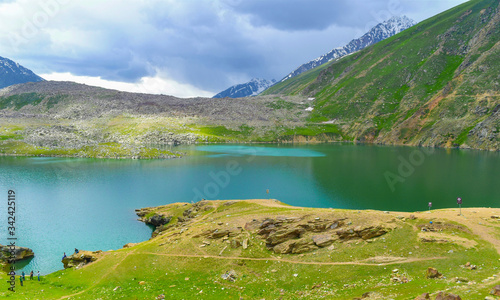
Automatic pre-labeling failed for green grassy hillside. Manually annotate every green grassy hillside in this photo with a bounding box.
[1,200,499,299]
[264,0,499,150]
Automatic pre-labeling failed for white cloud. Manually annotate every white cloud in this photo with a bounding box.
[40,72,214,98]
[0,0,470,97]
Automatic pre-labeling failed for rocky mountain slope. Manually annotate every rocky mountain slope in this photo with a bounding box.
[264,0,499,151]
[0,56,44,89]
[0,81,311,158]
[280,16,416,82]
[213,78,276,98]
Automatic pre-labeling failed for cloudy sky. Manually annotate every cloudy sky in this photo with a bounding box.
[0,0,468,98]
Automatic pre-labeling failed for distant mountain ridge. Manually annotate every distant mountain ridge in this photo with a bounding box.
[281,16,416,82]
[213,78,276,98]
[264,0,499,151]
[0,56,44,89]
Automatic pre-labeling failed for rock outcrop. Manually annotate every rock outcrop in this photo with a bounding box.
[136,208,172,228]
[136,207,173,237]
[193,228,242,239]
[336,225,389,240]
[0,244,34,263]
[434,292,461,300]
[247,216,389,254]
[62,250,101,269]
[426,267,442,279]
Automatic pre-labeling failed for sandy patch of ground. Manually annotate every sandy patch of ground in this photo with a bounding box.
[401,208,500,255]
[418,231,478,248]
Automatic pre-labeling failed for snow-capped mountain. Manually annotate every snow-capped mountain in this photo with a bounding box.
[281,16,416,82]
[0,56,44,89]
[213,78,276,98]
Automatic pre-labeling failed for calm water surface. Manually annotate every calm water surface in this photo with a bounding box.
[0,143,498,274]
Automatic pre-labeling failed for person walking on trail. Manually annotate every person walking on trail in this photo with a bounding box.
[37,271,40,281]
[19,275,23,286]
[30,271,34,280]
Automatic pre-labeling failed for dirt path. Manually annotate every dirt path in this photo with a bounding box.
[138,252,446,266]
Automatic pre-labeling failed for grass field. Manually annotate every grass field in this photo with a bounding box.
[2,200,499,299]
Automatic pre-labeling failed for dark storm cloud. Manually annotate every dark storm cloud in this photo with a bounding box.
[0,0,469,95]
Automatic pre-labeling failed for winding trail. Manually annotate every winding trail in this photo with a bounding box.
[138,252,446,266]
[52,206,499,299]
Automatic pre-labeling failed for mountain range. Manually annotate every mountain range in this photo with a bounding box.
[212,15,416,99]
[0,56,44,89]
[213,78,276,98]
[0,0,498,158]
[280,15,416,82]
[264,0,499,151]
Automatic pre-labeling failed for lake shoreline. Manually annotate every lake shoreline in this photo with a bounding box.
[3,144,497,280]
[1,139,498,160]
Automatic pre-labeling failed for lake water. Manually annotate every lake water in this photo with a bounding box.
[0,143,498,274]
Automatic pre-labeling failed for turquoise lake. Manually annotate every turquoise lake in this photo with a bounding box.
[0,143,498,274]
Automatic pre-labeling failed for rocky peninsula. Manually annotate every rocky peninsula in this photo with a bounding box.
[0,244,34,265]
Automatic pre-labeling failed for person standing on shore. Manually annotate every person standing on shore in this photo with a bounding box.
[30,271,34,280]
[37,271,40,281]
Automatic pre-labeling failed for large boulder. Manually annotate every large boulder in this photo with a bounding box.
[266,227,305,246]
[491,285,500,296]
[435,292,461,300]
[336,225,389,241]
[291,239,318,254]
[62,250,101,269]
[272,238,318,254]
[425,267,442,279]
[0,244,34,262]
[193,228,242,239]
[298,219,344,232]
[312,234,336,247]
[147,214,172,227]
[356,225,389,240]
[414,293,430,299]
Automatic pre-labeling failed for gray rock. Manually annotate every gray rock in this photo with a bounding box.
[266,227,305,246]
[312,234,336,247]
[490,285,500,296]
[426,267,442,279]
[221,270,237,282]
[62,250,101,269]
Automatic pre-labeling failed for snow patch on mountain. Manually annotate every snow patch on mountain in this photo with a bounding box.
[213,78,276,98]
[0,56,44,89]
[281,16,416,82]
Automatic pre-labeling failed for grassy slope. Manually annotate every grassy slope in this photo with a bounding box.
[264,0,500,150]
[2,199,499,299]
